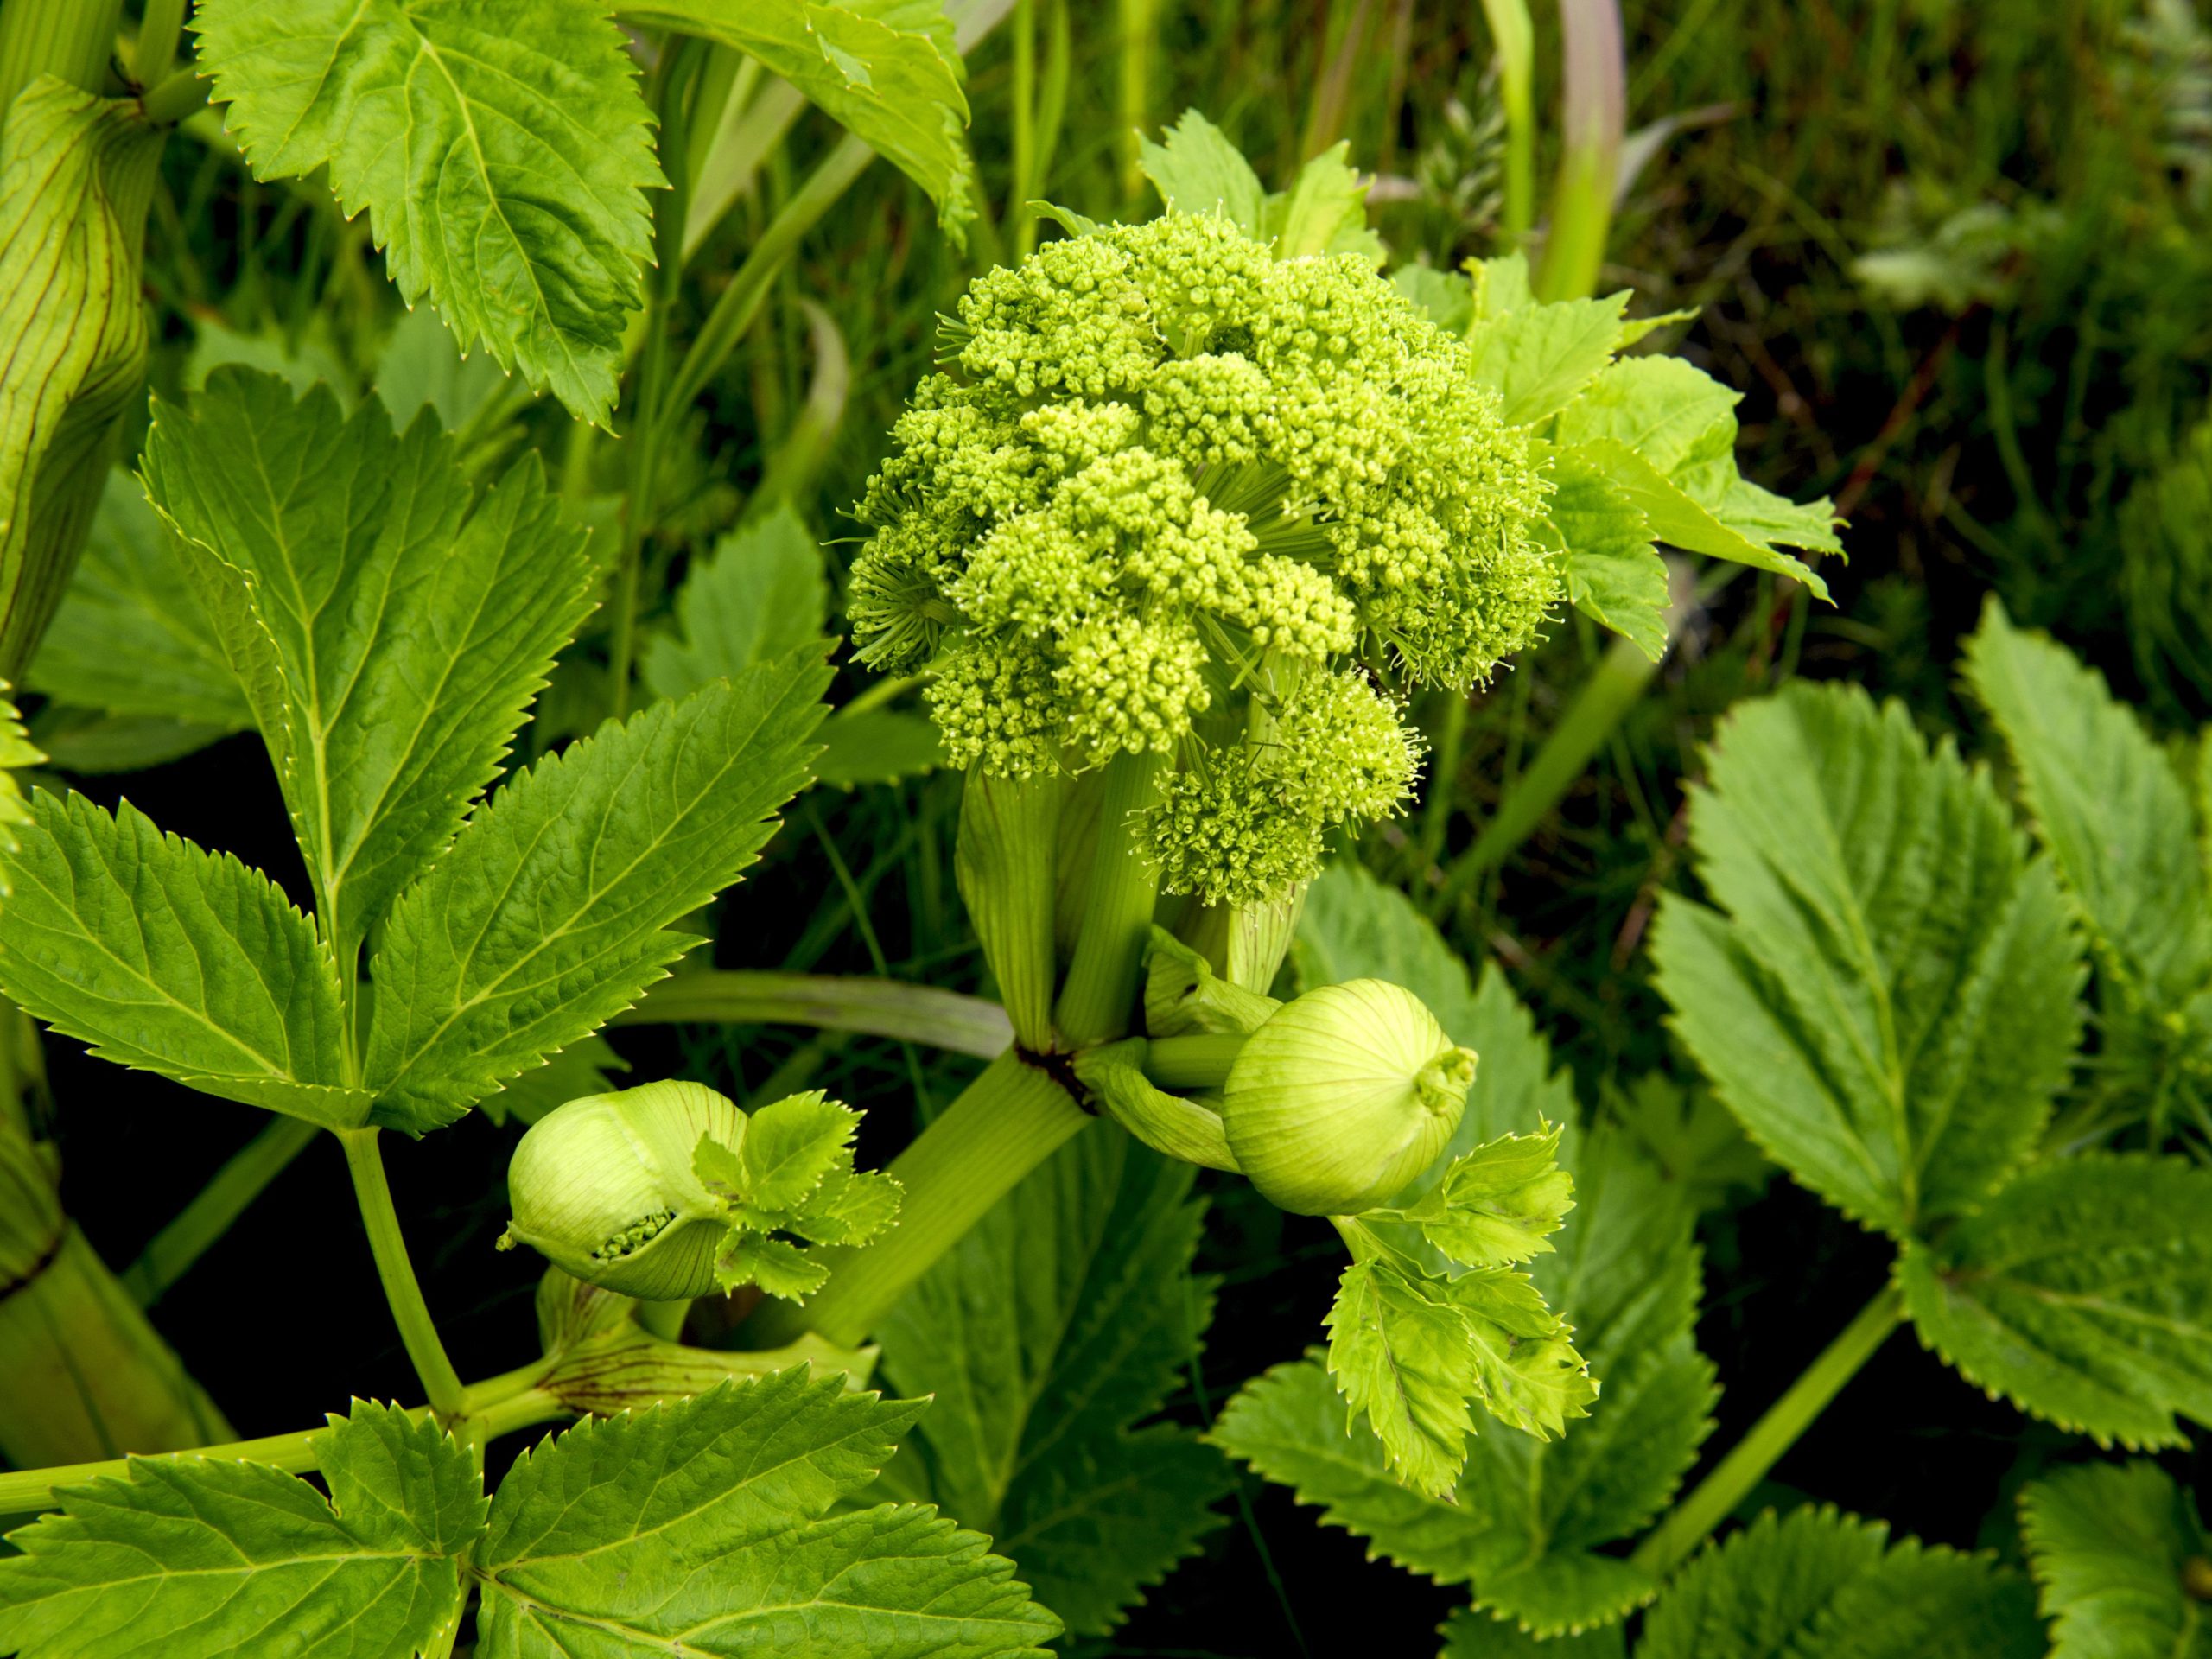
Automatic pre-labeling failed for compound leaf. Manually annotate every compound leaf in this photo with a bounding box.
[1897,1154,2212,1448]
[0,791,368,1126]
[1640,1506,2040,1659]
[364,654,829,1129]
[876,1128,1230,1637]
[1467,289,1634,426]
[1230,872,1713,1636]
[143,369,599,969]
[2022,1459,2212,1659]
[1650,682,2083,1236]
[194,0,663,424]
[642,502,829,702]
[0,1402,483,1659]
[473,1370,1058,1657]
[1440,1609,1624,1657]
[622,0,974,238]
[28,471,251,734]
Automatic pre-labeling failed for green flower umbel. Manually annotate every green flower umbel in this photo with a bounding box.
[848,211,1558,907]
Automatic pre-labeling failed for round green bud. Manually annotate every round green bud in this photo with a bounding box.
[499,1080,741,1301]
[1221,980,1475,1215]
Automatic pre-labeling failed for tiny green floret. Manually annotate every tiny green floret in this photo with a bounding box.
[850,212,1559,906]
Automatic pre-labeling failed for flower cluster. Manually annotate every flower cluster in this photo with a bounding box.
[849,211,1558,904]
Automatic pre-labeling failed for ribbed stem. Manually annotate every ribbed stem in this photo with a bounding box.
[0,1424,323,1518]
[1053,749,1164,1046]
[618,970,1014,1058]
[339,1129,467,1420]
[955,768,1064,1050]
[1630,1284,1904,1582]
[748,1050,1089,1346]
[0,0,122,127]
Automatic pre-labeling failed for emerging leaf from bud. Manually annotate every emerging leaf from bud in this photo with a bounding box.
[499,1081,742,1301]
[1221,979,1475,1215]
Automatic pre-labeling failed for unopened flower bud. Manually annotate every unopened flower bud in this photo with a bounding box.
[499,1080,742,1300]
[1220,979,1474,1215]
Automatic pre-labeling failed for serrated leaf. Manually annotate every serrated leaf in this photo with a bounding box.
[735,1090,861,1213]
[473,1371,1058,1657]
[1325,1259,1483,1499]
[1468,289,1633,425]
[1553,353,1839,594]
[194,0,663,424]
[364,656,830,1129]
[2023,1460,2212,1659]
[1651,681,2084,1236]
[1605,1072,1770,1217]
[1264,140,1383,263]
[1440,1608,1625,1656]
[476,1033,630,1128]
[1897,1154,2212,1447]
[143,369,599,969]
[1139,108,1268,232]
[28,472,251,733]
[0,791,368,1126]
[1255,870,1713,1634]
[1394,264,1474,334]
[876,1129,1231,1637]
[1367,1127,1575,1269]
[641,503,830,702]
[0,79,161,680]
[716,1231,832,1299]
[624,0,975,238]
[1641,1507,2040,1659]
[0,1402,483,1659]
[1546,443,1671,658]
[1962,596,2212,1123]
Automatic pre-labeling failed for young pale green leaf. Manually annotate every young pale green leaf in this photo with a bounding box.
[1544,445,1671,658]
[1962,597,2212,1048]
[143,369,599,968]
[622,0,974,238]
[875,1128,1230,1637]
[364,655,830,1129]
[2022,1460,2212,1659]
[689,1091,901,1298]
[730,1090,861,1213]
[1553,355,1840,596]
[0,791,368,1126]
[473,1370,1058,1657]
[194,0,662,425]
[0,1402,483,1659]
[1897,1154,2212,1447]
[1139,107,1268,232]
[1365,1126,1575,1269]
[1264,141,1384,263]
[1325,1260,1484,1499]
[1467,289,1634,425]
[0,79,162,682]
[28,471,251,734]
[1259,870,1713,1636]
[642,503,829,702]
[1651,682,2083,1236]
[1641,1507,2041,1659]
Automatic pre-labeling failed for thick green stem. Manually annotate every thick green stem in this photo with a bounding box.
[0,0,121,129]
[1630,1284,1904,1582]
[132,0,186,86]
[617,970,1013,1058]
[748,1049,1090,1346]
[0,1368,570,1518]
[0,1425,325,1517]
[338,1128,467,1420]
[1144,1031,1245,1090]
[1535,0,1624,303]
[1478,0,1535,239]
[123,1116,318,1308]
[1054,749,1164,1047]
